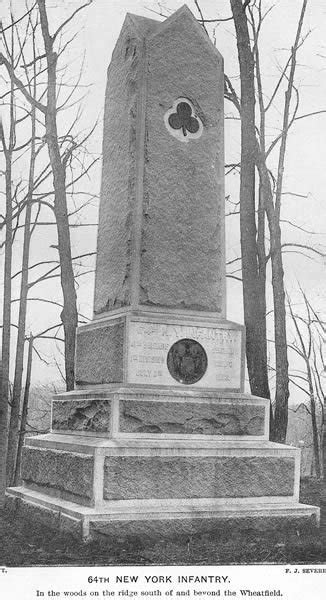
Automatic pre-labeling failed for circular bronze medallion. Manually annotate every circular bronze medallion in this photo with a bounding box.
[167,338,207,385]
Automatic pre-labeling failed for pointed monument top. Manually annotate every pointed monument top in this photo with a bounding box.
[124,12,160,37]
[122,5,222,63]
[150,4,222,62]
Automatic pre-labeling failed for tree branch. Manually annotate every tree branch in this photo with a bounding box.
[53,1,92,41]
[0,53,46,113]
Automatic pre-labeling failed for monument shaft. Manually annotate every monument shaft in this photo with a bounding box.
[94,11,225,315]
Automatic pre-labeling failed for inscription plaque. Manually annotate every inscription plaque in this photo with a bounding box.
[167,339,207,384]
[128,321,243,389]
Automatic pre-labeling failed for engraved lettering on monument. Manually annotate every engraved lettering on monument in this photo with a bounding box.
[128,321,242,388]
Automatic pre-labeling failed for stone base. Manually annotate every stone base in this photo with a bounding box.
[6,486,319,542]
[52,385,269,440]
[5,432,320,541]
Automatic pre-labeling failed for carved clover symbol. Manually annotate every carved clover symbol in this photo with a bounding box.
[168,101,200,137]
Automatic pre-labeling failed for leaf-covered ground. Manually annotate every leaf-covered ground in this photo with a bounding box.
[1,478,325,566]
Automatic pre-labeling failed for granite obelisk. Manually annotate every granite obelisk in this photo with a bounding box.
[6,5,319,541]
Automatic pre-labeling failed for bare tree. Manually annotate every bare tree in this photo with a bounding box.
[0,0,93,397]
[229,0,310,441]
[229,0,270,408]
[288,291,325,479]
[6,11,39,484]
[1,0,97,487]
[36,0,79,392]
[0,14,16,505]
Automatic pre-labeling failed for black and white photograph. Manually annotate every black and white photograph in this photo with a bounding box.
[0,0,325,596]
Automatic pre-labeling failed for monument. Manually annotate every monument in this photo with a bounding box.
[6,5,319,541]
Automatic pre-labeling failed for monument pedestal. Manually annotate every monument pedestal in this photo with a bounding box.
[75,309,244,390]
[6,383,319,540]
[6,5,319,541]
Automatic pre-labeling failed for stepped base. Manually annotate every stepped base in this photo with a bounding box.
[6,486,319,542]
[16,434,302,503]
[5,432,320,541]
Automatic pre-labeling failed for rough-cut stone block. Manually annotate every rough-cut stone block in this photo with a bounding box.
[93,16,151,313]
[75,322,124,385]
[90,514,318,544]
[140,10,224,311]
[52,399,112,433]
[120,399,264,435]
[103,456,295,500]
[22,447,94,500]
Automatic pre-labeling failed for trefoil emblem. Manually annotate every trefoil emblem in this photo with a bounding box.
[164,97,203,143]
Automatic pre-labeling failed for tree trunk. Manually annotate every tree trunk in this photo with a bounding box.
[230,0,270,400]
[270,228,289,442]
[0,153,12,499]
[38,0,78,391]
[304,355,321,479]
[310,394,321,479]
[269,0,307,441]
[0,71,15,504]
[13,336,33,486]
[321,417,325,479]
[7,104,36,484]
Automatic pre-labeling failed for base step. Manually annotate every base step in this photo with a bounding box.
[6,486,320,542]
[20,435,302,505]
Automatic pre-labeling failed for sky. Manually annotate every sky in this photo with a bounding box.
[1,0,326,394]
